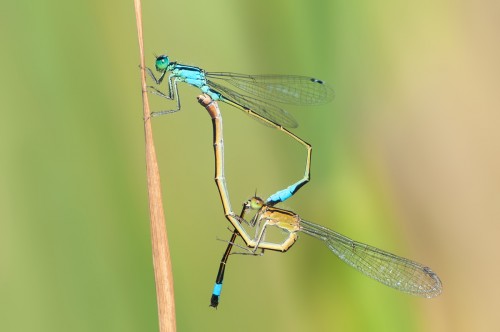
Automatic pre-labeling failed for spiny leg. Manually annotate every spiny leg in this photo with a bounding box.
[148,75,183,117]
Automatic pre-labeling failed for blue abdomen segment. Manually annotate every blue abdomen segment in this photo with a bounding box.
[210,283,223,308]
[212,283,223,296]
[266,180,306,205]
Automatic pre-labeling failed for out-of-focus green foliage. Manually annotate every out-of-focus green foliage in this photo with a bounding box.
[1,0,498,331]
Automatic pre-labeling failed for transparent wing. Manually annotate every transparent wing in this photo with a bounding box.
[207,79,299,128]
[206,72,334,105]
[299,219,442,298]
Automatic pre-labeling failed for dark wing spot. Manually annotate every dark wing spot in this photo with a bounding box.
[310,78,324,84]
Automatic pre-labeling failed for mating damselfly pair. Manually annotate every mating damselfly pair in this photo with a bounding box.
[146,54,442,308]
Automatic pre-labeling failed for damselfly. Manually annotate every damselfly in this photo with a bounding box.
[147,55,334,206]
[210,196,442,307]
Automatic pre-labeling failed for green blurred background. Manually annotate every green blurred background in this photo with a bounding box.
[1,0,499,331]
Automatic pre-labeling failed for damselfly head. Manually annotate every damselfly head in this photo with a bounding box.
[155,54,170,72]
[249,196,264,210]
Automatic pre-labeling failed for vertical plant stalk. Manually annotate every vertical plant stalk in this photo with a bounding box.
[134,0,176,331]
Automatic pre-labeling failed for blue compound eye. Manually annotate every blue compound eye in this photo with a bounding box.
[155,55,170,71]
